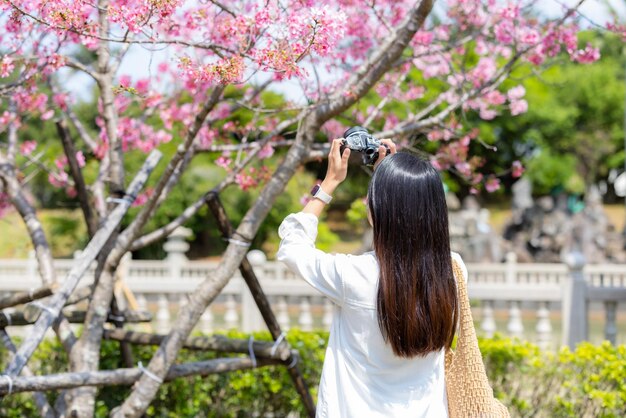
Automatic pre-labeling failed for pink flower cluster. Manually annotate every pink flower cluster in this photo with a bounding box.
[0,192,12,219]
[234,166,270,191]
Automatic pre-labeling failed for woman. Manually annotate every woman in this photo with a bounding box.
[277,138,467,417]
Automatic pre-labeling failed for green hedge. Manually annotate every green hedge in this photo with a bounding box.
[1,331,625,417]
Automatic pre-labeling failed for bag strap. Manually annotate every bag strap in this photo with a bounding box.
[452,259,481,356]
[451,258,476,351]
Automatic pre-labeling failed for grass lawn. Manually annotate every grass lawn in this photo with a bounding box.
[0,209,86,258]
[0,204,623,259]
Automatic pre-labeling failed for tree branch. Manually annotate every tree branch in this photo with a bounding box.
[63,109,99,154]
[0,330,56,418]
[0,357,282,395]
[1,150,161,381]
[56,120,98,237]
[317,0,435,120]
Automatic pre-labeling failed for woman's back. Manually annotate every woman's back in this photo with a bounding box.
[277,213,468,417]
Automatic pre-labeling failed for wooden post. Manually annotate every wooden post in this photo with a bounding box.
[561,251,588,349]
[206,192,316,418]
[0,285,56,310]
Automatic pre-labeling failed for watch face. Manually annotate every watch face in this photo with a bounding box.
[310,184,320,196]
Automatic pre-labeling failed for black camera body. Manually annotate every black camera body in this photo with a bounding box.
[340,126,390,166]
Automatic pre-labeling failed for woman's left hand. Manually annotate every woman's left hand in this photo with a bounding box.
[373,138,397,170]
[321,138,350,194]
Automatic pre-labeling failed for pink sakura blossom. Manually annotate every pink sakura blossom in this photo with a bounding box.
[471,173,484,185]
[119,75,132,88]
[321,120,346,140]
[498,4,520,20]
[0,56,14,77]
[53,93,69,111]
[430,159,443,171]
[235,173,257,191]
[0,111,15,125]
[299,194,312,206]
[0,192,12,218]
[454,161,471,177]
[571,44,600,64]
[511,160,524,178]
[484,91,506,106]
[20,140,37,155]
[469,57,497,87]
[75,151,86,168]
[412,31,434,46]
[197,126,217,150]
[135,78,150,95]
[383,114,400,132]
[485,176,501,193]
[507,85,526,101]
[132,188,154,208]
[55,157,68,170]
[403,86,425,101]
[509,99,528,116]
[94,143,107,160]
[519,28,540,46]
[479,105,497,120]
[40,109,54,120]
[216,155,232,170]
[257,143,275,159]
[48,171,69,188]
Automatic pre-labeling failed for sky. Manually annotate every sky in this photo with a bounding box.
[63,0,626,103]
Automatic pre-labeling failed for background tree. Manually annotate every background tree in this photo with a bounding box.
[0,0,600,416]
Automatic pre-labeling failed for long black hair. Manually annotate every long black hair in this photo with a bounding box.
[368,152,458,357]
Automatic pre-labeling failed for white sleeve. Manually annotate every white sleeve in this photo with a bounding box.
[277,213,345,305]
[451,252,468,284]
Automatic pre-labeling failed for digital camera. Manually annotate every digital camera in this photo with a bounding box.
[340,126,390,166]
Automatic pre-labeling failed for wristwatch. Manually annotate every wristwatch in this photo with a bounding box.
[310,184,333,204]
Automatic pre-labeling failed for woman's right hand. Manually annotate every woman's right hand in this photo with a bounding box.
[373,139,397,170]
[320,138,351,194]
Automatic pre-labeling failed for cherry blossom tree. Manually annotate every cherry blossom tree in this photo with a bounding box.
[0,0,600,416]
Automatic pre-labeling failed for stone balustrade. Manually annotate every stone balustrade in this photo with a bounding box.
[0,248,625,349]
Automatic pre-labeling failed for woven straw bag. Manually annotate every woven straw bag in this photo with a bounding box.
[445,259,510,418]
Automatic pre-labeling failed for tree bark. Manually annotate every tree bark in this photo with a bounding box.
[0,357,282,395]
[67,86,226,416]
[111,129,314,417]
[56,120,98,237]
[0,285,56,310]
[103,329,291,361]
[0,156,56,288]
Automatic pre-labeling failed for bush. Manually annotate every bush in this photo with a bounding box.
[1,332,624,417]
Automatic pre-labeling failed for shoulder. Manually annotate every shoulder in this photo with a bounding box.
[340,252,379,308]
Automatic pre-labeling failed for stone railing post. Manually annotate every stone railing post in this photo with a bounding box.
[241,250,266,332]
[27,250,38,282]
[561,251,588,349]
[505,251,517,284]
[163,226,191,282]
[604,301,617,345]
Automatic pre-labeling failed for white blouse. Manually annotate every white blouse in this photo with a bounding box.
[277,212,468,418]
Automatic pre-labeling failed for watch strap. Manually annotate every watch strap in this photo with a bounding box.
[311,184,332,204]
